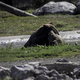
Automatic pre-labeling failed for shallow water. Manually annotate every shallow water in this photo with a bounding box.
[0,35,30,48]
[59,30,80,44]
[0,30,80,48]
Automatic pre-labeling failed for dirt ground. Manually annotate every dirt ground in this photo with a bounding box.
[0,55,80,68]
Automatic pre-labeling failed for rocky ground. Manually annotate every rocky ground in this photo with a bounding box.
[1,56,80,80]
[0,55,80,68]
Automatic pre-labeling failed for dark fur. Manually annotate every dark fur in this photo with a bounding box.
[24,23,62,47]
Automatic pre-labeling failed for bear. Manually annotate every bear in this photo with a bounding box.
[48,30,63,46]
[24,22,62,48]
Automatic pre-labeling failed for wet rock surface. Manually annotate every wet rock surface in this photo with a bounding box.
[0,59,80,80]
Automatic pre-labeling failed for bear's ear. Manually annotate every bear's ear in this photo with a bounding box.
[49,22,53,25]
[43,24,46,27]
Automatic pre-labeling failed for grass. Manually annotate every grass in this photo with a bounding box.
[0,44,80,62]
[0,10,80,62]
[0,10,80,36]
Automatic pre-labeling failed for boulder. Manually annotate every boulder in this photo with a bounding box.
[33,66,48,76]
[35,70,73,80]
[24,23,62,47]
[43,59,80,73]
[28,62,41,69]
[35,74,57,80]
[56,59,69,62]
[23,77,35,80]
[11,64,34,80]
[35,74,50,80]
[50,70,73,80]
[0,66,11,79]
[73,65,80,79]
[33,1,77,16]
[0,60,80,80]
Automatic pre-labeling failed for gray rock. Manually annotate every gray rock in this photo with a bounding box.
[43,61,80,73]
[65,75,73,80]
[35,74,50,80]
[0,60,80,80]
[28,62,41,69]
[33,66,48,76]
[23,77,35,80]
[50,69,59,77]
[50,69,72,80]
[35,70,73,80]
[56,59,69,62]
[58,74,73,80]
[73,65,80,79]
[33,1,77,16]
[54,62,79,73]
[0,66,10,79]
[11,64,34,80]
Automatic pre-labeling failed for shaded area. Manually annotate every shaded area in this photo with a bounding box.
[0,0,12,5]
[0,1,37,17]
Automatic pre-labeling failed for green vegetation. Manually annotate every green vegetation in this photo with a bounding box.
[0,10,80,62]
[0,11,80,36]
[0,44,80,62]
